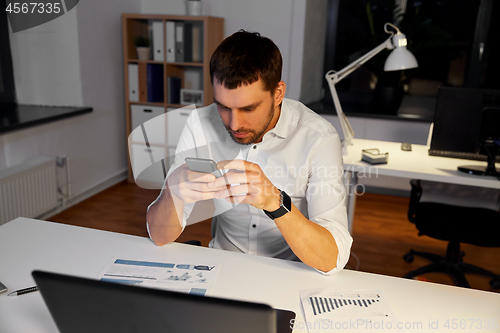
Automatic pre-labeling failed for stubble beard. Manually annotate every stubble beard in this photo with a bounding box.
[225,100,275,145]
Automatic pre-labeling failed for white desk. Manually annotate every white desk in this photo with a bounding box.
[1,217,499,332]
[342,139,500,230]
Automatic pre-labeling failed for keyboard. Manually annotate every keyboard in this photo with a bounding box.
[428,149,500,162]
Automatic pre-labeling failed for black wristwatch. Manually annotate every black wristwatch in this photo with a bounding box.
[264,190,292,219]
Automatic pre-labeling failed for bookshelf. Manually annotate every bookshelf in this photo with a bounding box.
[122,14,224,184]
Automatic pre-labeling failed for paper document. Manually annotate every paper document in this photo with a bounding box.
[298,288,405,333]
[97,257,220,296]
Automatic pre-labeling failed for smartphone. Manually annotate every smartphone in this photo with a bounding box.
[185,157,223,178]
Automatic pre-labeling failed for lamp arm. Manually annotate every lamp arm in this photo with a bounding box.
[326,36,394,84]
[324,36,393,154]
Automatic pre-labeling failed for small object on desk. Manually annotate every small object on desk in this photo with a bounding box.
[361,148,388,165]
[401,142,412,151]
[0,281,7,294]
[7,285,39,296]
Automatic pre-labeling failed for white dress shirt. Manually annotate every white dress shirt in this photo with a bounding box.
[150,98,353,275]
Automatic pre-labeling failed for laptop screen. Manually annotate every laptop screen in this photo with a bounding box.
[33,270,295,333]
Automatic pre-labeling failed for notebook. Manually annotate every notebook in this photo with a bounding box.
[32,270,295,333]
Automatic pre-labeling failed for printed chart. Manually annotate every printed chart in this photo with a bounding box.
[309,295,381,316]
[299,288,405,333]
[97,258,220,296]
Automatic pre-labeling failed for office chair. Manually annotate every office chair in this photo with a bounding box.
[403,179,500,289]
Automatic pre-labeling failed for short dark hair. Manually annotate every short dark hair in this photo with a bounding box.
[210,30,282,93]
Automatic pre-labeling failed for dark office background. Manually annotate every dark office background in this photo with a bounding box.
[0,0,16,107]
[323,0,500,109]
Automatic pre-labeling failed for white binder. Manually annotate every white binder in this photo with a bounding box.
[152,21,164,61]
[128,64,139,102]
[166,21,175,62]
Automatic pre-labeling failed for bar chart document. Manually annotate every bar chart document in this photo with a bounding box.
[97,257,220,296]
[299,288,405,333]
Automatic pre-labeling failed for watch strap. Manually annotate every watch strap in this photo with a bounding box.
[264,190,291,219]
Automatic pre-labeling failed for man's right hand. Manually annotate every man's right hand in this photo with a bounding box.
[167,163,227,204]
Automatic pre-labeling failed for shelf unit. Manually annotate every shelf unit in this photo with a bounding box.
[122,14,224,184]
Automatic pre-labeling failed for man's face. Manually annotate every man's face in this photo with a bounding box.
[213,79,283,145]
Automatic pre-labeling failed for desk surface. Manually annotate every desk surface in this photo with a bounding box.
[0,104,93,134]
[344,139,500,189]
[1,218,499,332]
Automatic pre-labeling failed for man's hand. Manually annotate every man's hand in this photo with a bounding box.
[167,163,227,204]
[209,160,281,211]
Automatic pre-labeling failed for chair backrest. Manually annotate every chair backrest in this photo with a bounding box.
[419,180,500,211]
[408,180,500,246]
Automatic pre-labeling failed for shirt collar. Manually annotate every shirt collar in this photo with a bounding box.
[268,98,293,139]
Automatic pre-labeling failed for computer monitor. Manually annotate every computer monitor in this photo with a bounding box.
[458,106,500,176]
[429,86,500,176]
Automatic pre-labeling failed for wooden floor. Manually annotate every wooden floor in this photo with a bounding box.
[49,181,500,293]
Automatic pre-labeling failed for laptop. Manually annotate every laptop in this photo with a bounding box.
[32,270,295,333]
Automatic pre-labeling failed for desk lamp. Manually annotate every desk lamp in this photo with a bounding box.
[325,22,418,155]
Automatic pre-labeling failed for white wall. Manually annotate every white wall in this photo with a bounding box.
[9,9,83,106]
[2,0,140,201]
[140,0,310,101]
[300,0,328,104]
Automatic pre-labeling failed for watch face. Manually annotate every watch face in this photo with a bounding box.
[281,190,292,212]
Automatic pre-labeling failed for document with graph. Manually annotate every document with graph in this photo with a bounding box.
[96,257,220,296]
[299,288,405,333]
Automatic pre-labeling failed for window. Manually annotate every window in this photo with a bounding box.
[323,0,499,116]
[0,0,16,106]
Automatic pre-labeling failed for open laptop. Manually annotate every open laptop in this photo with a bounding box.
[32,270,295,333]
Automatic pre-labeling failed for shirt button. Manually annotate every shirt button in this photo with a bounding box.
[253,145,257,149]
[252,224,257,228]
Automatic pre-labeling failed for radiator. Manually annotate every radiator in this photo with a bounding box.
[0,156,59,225]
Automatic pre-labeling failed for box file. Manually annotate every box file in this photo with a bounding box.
[152,21,164,62]
[192,25,202,63]
[166,21,176,62]
[167,76,181,104]
[128,64,139,102]
[184,22,193,63]
[175,22,185,62]
[147,64,164,103]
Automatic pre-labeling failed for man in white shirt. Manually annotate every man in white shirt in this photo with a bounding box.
[147,31,352,274]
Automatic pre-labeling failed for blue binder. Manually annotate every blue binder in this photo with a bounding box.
[147,64,164,103]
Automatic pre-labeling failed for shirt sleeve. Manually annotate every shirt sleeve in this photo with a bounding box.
[146,112,199,241]
[305,131,353,275]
